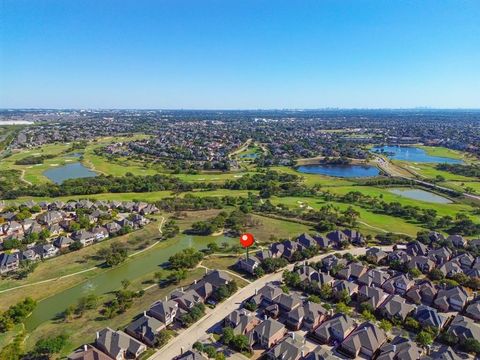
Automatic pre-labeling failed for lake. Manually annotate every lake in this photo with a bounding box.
[372,146,462,163]
[24,234,236,330]
[389,188,452,204]
[297,164,380,178]
[44,162,97,183]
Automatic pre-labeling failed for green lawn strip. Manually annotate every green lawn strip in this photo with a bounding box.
[269,195,426,236]
[419,145,466,160]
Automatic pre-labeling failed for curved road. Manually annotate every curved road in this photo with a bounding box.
[149,245,393,360]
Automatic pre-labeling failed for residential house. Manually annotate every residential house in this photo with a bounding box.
[286,301,327,331]
[275,293,302,314]
[148,300,178,325]
[170,289,202,311]
[125,313,164,347]
[428,247,453,265]
[427,346,461,360]
[434,287,468,312]
[332,280,358,299]
[342,229,365,245]
[250,284,283,307]
[336,262,368,281]
[34,244,59,259]
[448,234,467,248]
[311,313,356,344]
[405,280,438,305]
[451,253,475,270]
[223,309,260,335]
[68,344,113,360]
[407,256,435,273]
[92,226,109,241]
[388,250,410,264]
[446,315,480,342]
[54,235,74,249]
[377,336,423,360]
[22,249,41,262]
[252,318,287,349]
[0,253,19,274]
[321,255,348,272]
[357,285,389,309]
[237,256,260,275]
[365,247,388,264]
[36,210,63,225]
[379,295,415,321]
[303,346,342,360]
[382,274,414,295]
[297,233,318,249]
[439,261,463,278]
[465,299,480,321]
[175,350,207,360]
[413,305,449,330]
[340,322,387,358]
[265,337,307,360]
[105,222,122,235]
[406,241,428,257]
[95,328,146,360]
[358,269,390,288]
[72,230,96,246]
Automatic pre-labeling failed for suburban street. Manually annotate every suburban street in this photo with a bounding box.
[149,245,393,360]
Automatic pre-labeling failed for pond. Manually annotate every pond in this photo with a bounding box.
[240,153,259,159]
[24,234,236,330]
[297,164,380,178]
[371,146,462,164]
[43,162,97,184]
[389,188,452,204]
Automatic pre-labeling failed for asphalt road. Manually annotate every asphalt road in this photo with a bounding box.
[149,245,393,360]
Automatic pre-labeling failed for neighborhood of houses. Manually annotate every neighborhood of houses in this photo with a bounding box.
[66,230,480,360]
[0,199,158,274]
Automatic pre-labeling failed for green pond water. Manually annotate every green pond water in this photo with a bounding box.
[389,188,452,204]
[24,234,235,330]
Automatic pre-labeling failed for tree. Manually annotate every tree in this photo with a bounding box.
[63,305,76,322]
[460,338,480,355]
[204,345,217,358]
[416,331,434,347]
[428,268,444,281]
[222,327,234,345]
[379,319,392,332]
[34,334,69,356]
[408,268,422,278]
[361,310,375,322]
[155,330,173,348]
[121,279,131,289]
[335,302,351,315]
[231,334,250,352]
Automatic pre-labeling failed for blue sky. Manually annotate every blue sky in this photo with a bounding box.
[1,0,479,109]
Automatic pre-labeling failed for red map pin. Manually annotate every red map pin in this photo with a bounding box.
[240,233,254,248]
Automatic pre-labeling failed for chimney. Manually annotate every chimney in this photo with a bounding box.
[194,280,197,284]
[205,267,208,274]
[143,311,146,316]
[264,314,268,320]
[83,344,88,352]
[301,350,305,357]
[165,296,168,302]
[255,288,258,295]
[96,331,99,339]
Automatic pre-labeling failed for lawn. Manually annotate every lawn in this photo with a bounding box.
[269,195,426,236]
